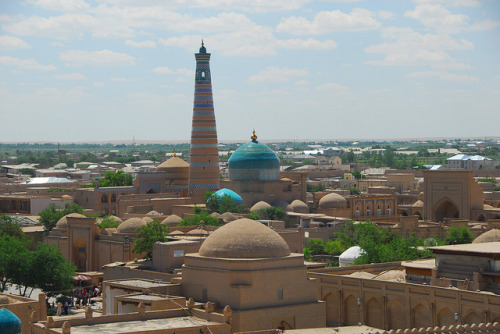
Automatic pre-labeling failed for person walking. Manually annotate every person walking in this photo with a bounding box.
[56,302,62,316]
[63,301,69,315]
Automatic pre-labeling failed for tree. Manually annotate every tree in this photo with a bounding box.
[205,192,248,214]
[39,203,85,231]
[0,214,27,241]
[256,206,286,220]
[0,235,29,293]
[96,216,121,230]
[445,226,473,245]
[351,171,366,179]
[179,210,220,227]
[307,183,326,192]
[96,170,133,187]
[132,220,169,260]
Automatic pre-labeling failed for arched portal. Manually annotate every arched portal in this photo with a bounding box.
[72,238,87,272]
[344,295,360,326]
[433,198,459,222]
[324,292,340,326]
[365,298,383,329]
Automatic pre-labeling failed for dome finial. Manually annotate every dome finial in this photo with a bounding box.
[173,149,176,157]
[251,129,258,142]
[201,39,204,46]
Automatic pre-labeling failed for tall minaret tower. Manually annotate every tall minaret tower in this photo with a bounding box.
[188,41,220,200]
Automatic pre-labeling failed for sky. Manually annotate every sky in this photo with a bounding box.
[0,0,499,143]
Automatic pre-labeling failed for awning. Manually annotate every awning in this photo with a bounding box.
[73,274,91,281]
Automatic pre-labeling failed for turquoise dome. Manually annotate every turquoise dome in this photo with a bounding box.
[211,188,243,203]
[228,132,280,181]
[0,309,21,334]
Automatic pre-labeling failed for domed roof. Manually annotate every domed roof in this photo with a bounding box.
[339,246,365,262]
[412,200,424,207]
[61,194,71,199]
[319,193,347,209]
[0,308,22,334]
[210,188,243,204]
[210,212,221,218]
[56,213,86,229]
[142,217,154,223]
[157,156,189,170]
[146,210,161,216]
[228,132,280,181]
[219,212,237,223]
[186,228,210,236]
[290,200,309,213]
[161,215,182,226]
[273,200,293,212]
[484,204,495,210]
[116,217,146,233]
[250,201,271,212]
[198,218,291,258]
[473,229,500,243]
[169,230,184,235]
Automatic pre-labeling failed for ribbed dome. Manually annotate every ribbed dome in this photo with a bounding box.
[161,215,182,226]
[473,229,500,243]
[291,200,309,213]
[210,188,243,203]
[319,193,347,209]
[56,213,86,229]
[0,308,22,334]
[157,156,189,170]
[228,137,280,181]
[198,218,291,258]
[250,201,271,212]
[116,217,146,233]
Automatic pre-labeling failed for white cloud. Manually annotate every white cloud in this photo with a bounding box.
[405,4,469,33]
[365,27,474,69]
[125,40,156,48]
[54,73,86,80]
[111,77,137,82]
[50,41,64,47]
[93,82,105,87]
[276,8,381,35]
[413,0,479,7]
[407,70,479,82]
[0,35,31,50]
[469,20,500,32]
[278,38,337,50]
[249,67,309,83]
[317,82,349,91]
[153,67,173,74]
[0,56,56,71]
[26,0,91,12]
[60,49,135,66]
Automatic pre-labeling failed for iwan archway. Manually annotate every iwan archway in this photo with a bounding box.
[433,198,459,222]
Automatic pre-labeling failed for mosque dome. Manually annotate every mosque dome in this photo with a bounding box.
[198,218,291,259]
[157,156,189,171]
[473,229,500,243]
[319,193,347,209]
[55,213,86,229]
[219,212,237,223]
[0,308,22,334]
[250,201,271,212]
[291,200,309,213]
[161,215,182,227]
[210,188,243,203]
[116,217,146,234]
[228,131,280,181]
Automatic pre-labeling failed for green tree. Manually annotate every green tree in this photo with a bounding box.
[132,220,169,260]
[0,235,29,293]
[39,203,85,231]
[179,210,220,227]
[304,239,324,260]
[324,239,345,255]
[351,171,365,179]
[96,170,133,187]
[256,206,286,220]
[20,168,36,177]
[96,216,121,230]
[205,192,248,214]
[445,226,473,245]
[0,214,28,241]
[307,183,326,192]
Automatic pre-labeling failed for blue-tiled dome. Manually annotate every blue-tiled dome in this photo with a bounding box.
[0,308,22,334]
[211,188,243,203]
[228,132,280,181]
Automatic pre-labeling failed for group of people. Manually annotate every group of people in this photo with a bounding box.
[48,285,102,317]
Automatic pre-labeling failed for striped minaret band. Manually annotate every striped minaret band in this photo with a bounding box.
[188,42,220,193]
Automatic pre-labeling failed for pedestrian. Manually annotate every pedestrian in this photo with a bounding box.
[56,302,62,316]
[63,301,69,315]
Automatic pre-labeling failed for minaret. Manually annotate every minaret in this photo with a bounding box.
[188,41,220,200]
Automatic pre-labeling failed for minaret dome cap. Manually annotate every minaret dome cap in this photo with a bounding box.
[199,40,207,53]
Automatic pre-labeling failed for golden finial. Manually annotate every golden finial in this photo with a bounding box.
[173,149,176,157]
[201,39,204,46]
[251,130,257,142]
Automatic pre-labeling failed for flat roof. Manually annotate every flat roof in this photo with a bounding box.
[107,280,171,289]
[401,258,435,269]
[67,316,221,334]
[429,242,500,258]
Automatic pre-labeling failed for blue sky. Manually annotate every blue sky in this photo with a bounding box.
[0,0,499,143]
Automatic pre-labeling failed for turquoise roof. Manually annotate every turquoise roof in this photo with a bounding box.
[0,309,21,334]
[211,188,243,203]
[229,141,280,171]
